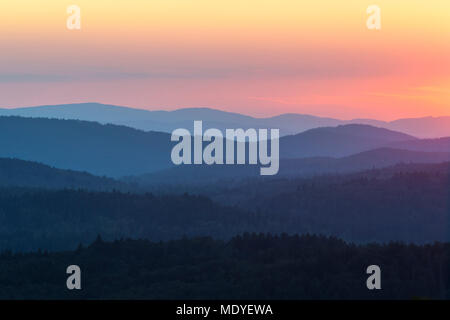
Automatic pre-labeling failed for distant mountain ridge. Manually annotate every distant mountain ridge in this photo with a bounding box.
[2,102,450,138]
[0,116,428,178]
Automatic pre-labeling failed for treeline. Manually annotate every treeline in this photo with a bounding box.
[0,234,448,299]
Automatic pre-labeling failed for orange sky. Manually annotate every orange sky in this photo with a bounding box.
[0,0,449,119]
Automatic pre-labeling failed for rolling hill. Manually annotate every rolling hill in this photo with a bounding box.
[0,116,174,177]
[279,124,416,158]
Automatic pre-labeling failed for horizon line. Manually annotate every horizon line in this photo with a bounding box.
[1,101,450,123]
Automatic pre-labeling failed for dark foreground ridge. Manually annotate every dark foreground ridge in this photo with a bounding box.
[0,234,449,300]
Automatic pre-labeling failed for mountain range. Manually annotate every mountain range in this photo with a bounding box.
[1,102,450,138]
[0,114,448,183]
[0,103,449,252]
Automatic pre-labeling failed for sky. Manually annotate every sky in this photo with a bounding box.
[0,0,449,120]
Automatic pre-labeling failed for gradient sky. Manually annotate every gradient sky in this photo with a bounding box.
[0,0,449,119]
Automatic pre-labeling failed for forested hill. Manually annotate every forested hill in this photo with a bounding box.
[0,190,256,252]
[0,234,448,299]
[0,163,449,252]
[0,158,126,191]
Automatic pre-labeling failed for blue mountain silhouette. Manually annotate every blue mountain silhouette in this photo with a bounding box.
[0,116,447,179]
[1,102,450,138]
